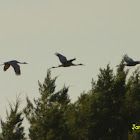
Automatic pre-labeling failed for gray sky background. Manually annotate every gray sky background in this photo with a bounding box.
[0,0,140,134]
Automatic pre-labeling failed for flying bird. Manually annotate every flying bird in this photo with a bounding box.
[0,60,28,75]
[123,54,140,66]
[117,54,140,67]
[51,53,84,68]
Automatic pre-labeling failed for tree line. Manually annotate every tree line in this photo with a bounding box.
[0,61,140,140]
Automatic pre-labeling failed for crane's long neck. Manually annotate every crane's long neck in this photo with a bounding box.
[72,63,83,66]
[52,65,63,68]
[19,62,28,64]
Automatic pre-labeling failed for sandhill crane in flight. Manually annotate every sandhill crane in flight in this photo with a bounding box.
[124,54,140,66]
[0,60,28,75]
[51,52,84,68]
[117,54,140,67]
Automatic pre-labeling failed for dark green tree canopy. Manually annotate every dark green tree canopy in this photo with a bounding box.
[1,60,140,140]
[0,97,26,140]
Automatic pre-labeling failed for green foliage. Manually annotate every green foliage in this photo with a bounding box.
[24,70,71,140]
[2,60,140,140]
[0,97,26,140]
[66,63,140,140]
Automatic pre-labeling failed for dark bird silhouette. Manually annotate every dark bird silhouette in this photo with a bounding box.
[52,53,84,68]
[123,54,140,66]
[0,60,28,75]
[117,54,140,67]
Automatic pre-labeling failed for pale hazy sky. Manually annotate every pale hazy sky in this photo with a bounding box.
[0,0,140,134]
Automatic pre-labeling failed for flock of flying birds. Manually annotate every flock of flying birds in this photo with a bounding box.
[0,53,139,76]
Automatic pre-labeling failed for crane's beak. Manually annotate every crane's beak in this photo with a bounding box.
[80,64,85,66]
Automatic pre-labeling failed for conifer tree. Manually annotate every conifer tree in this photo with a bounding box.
[69,63,132,140]
[0,59,139,139]
[0,97,26,140]
[24,70,71,140]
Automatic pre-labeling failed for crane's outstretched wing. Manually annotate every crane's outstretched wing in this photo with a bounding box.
[124,54,134,63]
[68,58,76,63]
[4,64,10,71]
[11,63,21,75]
[55,52,68,64]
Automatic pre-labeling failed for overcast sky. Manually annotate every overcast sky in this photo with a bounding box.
[0,0,140,134]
